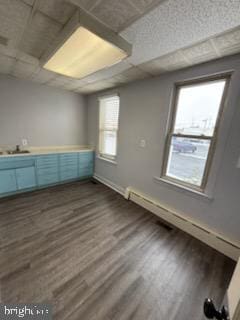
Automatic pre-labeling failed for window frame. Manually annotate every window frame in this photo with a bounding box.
[161,73,231,192]
[98,94,120,162]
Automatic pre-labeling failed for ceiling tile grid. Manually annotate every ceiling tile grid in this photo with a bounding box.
[0,0,240,95]
[17,51,39,65]
[130,0,165,12]
[181,40,219,64]
[46,74,74,88]
[19,11,62,58]
[90,0,140,31]
[0,0,32,48]
[0,43,18,59]
[68,0,167,31]
[121,0,240,65]
[0,54,16,74]
[21,0,35,6]
[68,0,99,12]
[30,68,57,84]
[36,0,75,24]
[80,60,133,84]
[213,27,240,56]
[139,51,190,75]
[78,79,117,93]
[11,60,39,79]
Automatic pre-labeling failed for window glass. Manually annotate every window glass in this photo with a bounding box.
[162,77,228,189]
[174,80,226,136]
[166,137,210,186]
[100,131,117,156]
[99,95,120,159]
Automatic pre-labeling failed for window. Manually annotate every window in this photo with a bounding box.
[99,95,120,161]
[162,75,230,191]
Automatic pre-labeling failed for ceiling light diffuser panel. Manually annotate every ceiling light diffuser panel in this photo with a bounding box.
[42,11,132,79]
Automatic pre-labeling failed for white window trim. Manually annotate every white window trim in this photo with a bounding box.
[154,176,213,202]
[97,155,117,165]
[98,93,120,101]
[161,73,231,192]
[98,94,120,163]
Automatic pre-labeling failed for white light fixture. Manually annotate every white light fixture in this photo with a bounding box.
[41,11,132,79]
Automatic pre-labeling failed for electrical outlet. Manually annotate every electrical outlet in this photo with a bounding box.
[22,139,28,146]
[140,139,146,148]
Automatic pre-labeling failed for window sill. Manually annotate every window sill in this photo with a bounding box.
[97,156,117,165]
[154,176,213,202]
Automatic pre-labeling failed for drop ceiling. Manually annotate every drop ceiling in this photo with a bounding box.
[0,0,240,95]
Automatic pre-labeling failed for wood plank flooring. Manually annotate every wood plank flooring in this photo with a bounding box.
[0,180,235,320]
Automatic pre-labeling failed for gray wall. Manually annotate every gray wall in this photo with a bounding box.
[87,54,240,244]
[0,75,87,147]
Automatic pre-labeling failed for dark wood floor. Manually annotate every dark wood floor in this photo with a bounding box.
[0,180,235,320]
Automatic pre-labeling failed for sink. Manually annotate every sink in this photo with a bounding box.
[7,150,30,155]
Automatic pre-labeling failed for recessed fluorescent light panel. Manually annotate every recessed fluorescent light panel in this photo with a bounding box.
[42,11,132,79]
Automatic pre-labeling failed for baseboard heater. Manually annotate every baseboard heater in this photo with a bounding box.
[125,187,240,261]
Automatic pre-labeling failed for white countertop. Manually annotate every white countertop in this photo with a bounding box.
[0,146,94,158]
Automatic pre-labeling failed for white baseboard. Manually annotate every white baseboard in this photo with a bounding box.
[127,186,240,261]
[93,174,125,196]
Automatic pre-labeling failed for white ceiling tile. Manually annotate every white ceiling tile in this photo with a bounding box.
[74,87,92,94]
[139,49,195,76]
[122,66,149,78]
[79,79,116,93]
[0,44,39,65]
[37,0,76,24]
[91,0,139,31]
[30,68,57,83]
[74,86,96,94]
[0,43,17,58]
[68,0,98,11]
[12,60,38,78]
[21,0,35,6]
[0,0,31,48]
[0,54,15,74]
[138,60,167,75]
[121,0,240,65]
[213,27,240,56]
[0,0,239,95]
[61,82,77,90]
[62,79,89,90]
[81,60,132,83]
[130,0,165,12]
[20,11,62,58]
[149,51,189,73]
[181,40,218,64]
[112,67,150,84]
[17,51,39,65]
[0,34,8,46]
[47,76,72,87]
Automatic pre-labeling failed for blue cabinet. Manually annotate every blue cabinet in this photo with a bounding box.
[0,151,94,197]
[79,152,94,178]
[36,155,59,186]
[59,153,78,181]
[0,170,17,194]
[16,167,37,190]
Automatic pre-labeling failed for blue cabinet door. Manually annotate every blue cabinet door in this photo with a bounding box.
[78,152,94,178]
[79,166,93,178]
[0,170,17,194]
[79,152,94,168]
[59,153,78,181]
[36,155,59,186]
[16,167,37,190]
